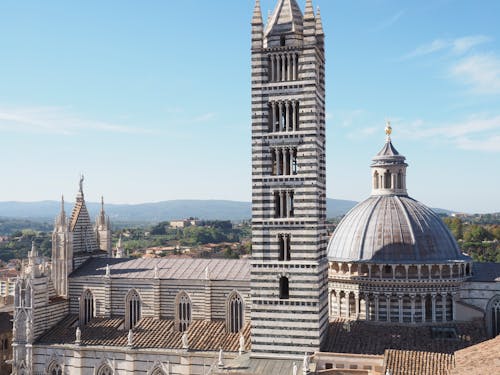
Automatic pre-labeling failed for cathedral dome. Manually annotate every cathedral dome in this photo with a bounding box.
[327,125,469,264]
[327,195,467,263]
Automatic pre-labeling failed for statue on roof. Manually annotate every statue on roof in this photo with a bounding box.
[79,174,84,193]
[302,352,310,374]
[385,121,392,141]
[182,332,189,350]
[239,333,245,355]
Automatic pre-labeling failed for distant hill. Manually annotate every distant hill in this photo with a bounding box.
[0,198,452,223]
[0,199,357,223]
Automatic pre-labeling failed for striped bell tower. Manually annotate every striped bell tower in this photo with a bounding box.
[250,0,329,357]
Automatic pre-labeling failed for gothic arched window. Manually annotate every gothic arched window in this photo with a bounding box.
[176,292,192,332]
[227,292,244,333]
[151,368,166,375]
[125,289,141,330]
[80,289,94,325]
[48,362,62,375]
[489,297,500,337]
[97,364,113,375]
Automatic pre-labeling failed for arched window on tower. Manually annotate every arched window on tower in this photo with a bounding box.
[384,171,391,189]
[227,292,244,333]
[80,289,94,325]
[125,289,141,330]
[176,291,192,332]
[279,276,289,299]
[373,171,379,189]
[280,35,286,47]
[397,171,403,189]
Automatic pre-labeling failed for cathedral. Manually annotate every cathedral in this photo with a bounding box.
[10,1,500,374]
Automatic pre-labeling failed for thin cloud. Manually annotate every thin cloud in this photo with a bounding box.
[353,115,500,152]
[192,112,216,123]
[0,106,154,135]
[402,35,491,60]
[450,53,500,95]
[400,115,500,152]
[374,10,405,31]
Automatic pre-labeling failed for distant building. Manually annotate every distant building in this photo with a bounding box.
[169,219,200,229]
[9,1,500,375]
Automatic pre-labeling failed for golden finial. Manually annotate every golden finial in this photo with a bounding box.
[385,121,392,140]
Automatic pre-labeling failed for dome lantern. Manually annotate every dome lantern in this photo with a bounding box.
[371,123,408,196]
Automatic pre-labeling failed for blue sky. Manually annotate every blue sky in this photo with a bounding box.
[0,0,499,213]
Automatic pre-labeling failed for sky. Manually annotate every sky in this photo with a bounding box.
[0,0,499,214]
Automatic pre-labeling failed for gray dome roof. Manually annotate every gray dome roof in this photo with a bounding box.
[327,195,468,263]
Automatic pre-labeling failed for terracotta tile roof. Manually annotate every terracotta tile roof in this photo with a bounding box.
[70,257,250,281]
[323,319,486,355]
[384,350,453,375]
[36,314,250,352]
[452,335,500,375]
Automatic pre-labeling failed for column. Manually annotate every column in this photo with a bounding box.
[439,265,443,279]
[386,294,392,322]
[292,101,297,131]
[417,265,421,280]
[278,102,283,132]
[336,294,341,318]
[285,101,291,131]
[276,55,281,81]
[292,53,297,80]
[289,148,294,175]
[452,293,457,321]
[392,265,396,279]
[375,293,380,322]
[379,265,383,280]
[391,173,397,189]
[398,294,403,323]
[421,294,426,323]
[276,148,282,175]
[279,191,285,217]
[431,294,436,323]
[368,265,372,279]
[404,265,409,280]
[287,54,292,80]
[281,55,286,82]
[442,294,447,322]
[410,294,415,324]
[285,190,292,217]
[271,102,277,132]
[355,293,360,319]
[270,55,275,82]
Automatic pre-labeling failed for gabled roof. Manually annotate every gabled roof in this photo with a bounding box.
[264,0,303,37]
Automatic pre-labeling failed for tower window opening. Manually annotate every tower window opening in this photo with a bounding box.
[271,150,277,175]
[491,298,500,337]
[374,171,379,189]
[280,35,286,47]
[292,150,298,175]
[397,171,403,189]
[384,171,391,189]
[279,276,289,299]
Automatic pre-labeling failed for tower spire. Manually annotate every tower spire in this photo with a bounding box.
[304,0,315,20]
[315,6,324,35]
[252,0,263,25]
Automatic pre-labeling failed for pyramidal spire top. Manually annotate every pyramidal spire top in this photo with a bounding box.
[315,6,324,35]
[264,0,304,37]
[304,0,315,20]
[252,0,263,25]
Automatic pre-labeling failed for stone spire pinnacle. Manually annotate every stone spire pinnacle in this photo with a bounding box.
[264,0,304,37]
[304,0,315,20]
[252,0,263,25]
[315,6,324,35]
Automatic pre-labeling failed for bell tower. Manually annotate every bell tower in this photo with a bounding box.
[250,0,328,357]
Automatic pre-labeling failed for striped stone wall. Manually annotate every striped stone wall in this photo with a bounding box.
[250,1,329,357]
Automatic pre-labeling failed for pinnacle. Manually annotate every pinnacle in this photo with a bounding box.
[315,6,324,35]
[252,0,263,25]
[304,0,315,20]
